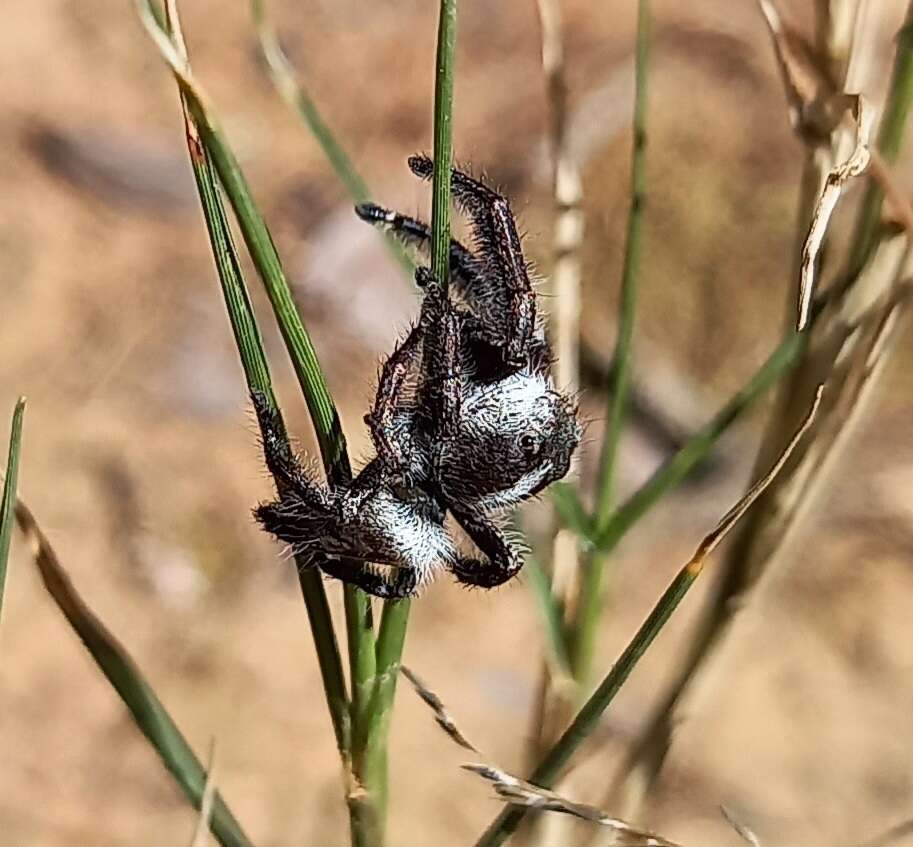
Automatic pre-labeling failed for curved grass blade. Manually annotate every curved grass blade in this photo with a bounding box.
[137,8,376,714]
[160,0,351,758]
[0,398,25,627]
[474,389,821,847]
[249,0,412,275]
[16,500,253,847]
[137,0,348,482]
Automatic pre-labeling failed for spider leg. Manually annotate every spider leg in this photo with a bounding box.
[408,155,536,369]
[319,556,419,600]
[355,203,485,295]
[448,508,523,589]
[341,324,426,518]
[416,270,462,437]
[255,492,334,549]
[251,390,331,508]
[364,322,423,471]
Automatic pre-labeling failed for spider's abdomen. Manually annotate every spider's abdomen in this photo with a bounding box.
[437,372,580,513]
[343,489,457,582]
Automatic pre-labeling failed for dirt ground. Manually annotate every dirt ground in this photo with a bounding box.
[2,1,913,845]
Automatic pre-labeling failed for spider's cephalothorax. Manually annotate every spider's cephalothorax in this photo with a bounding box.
[254,155,580,598]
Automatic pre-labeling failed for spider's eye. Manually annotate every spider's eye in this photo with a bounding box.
[519,433,540,458]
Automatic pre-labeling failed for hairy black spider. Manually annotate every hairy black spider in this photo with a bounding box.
[253,155,581,599]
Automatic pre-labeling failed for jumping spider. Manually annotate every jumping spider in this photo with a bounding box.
[253,155,580,599]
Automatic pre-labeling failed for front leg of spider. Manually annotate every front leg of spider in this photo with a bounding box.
[448,508,523,589]
[355,202,485,295]
[416,267,463,439]
[408,154,537,371]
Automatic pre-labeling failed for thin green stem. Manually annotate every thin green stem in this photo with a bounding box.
[20,500,254,847]
[592,330,806,553]
[249,0,412,274]
[195,147,352,752]
[431,0,458,289]
[0,398,25,628]
[153,0,354,758]
[848,1,913,273]
[571,0,651,686]
[361,599,411,835]
[593,0,650,527]
[475,563,698,847]
[525,553,573,674]
[251,0,369,202]
[357,3,458,841]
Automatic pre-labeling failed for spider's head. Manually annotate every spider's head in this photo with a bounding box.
[438,374,581,512]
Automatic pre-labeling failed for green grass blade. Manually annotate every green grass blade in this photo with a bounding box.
[430,0,458,289]
[356,598,411,843]
[571,0,651,684]
[159,0,352,758]
[591,330,805,553]
[357,2,459,840]
[0,398,25,626]
[137,12,376,740]
[250,0,369,202]
[524,552,572,675]
[249,0,412,274]
[592,0,650,527]
[474,565,696,847]
[551,327,807,551]
[549,481,593,541]
[137,0,347,480]
[17,501,253,847]
[474,385,820,846]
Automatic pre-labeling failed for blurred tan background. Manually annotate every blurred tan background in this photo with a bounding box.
[2,1,913,845]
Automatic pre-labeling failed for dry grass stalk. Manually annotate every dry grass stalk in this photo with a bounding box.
[190,741,218,847]
[525,0,585,841]
[720,806,762,847]
[399,666,682,847]
[535,0,584,617]
[400,666,479,753]
[797,94,873,330]
[525,0,584,792]
[465,765,682,847]
[607,0,913,823]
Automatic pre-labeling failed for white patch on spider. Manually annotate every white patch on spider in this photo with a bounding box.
[367,491,457,585]
[469,371,553,411]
